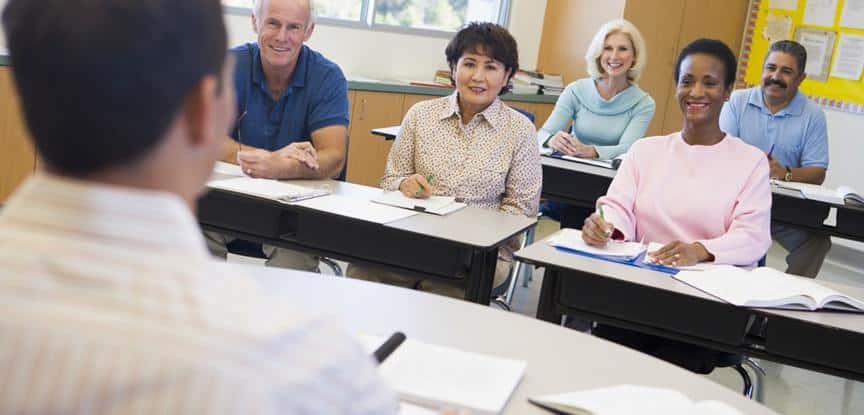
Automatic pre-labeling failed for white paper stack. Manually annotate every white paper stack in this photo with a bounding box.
[529,385,743,415]
[361,336,526,415]
[207,176,330,203]
[372,191,466,215]
[547,229,646,261]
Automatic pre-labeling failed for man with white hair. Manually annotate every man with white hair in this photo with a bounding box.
[208,0,350,270]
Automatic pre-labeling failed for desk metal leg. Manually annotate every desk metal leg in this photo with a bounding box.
[465,249,498,304]
[537,267,563,323]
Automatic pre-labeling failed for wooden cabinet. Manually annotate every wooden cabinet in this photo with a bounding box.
[346,91,404,186]
[536,0,748,137]
[652,0,749,134]
[0,67,35,203]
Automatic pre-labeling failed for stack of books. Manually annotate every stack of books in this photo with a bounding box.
[513,69,564,95]
[408,69,454,89]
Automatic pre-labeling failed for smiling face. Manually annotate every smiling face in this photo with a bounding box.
[452,50,511,116]
[761,51,805,107]
[599,31,635,80]
[253,0,313,72]
[676,53,731,126]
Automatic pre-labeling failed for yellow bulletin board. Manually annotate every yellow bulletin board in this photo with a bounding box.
[738,0,864,114]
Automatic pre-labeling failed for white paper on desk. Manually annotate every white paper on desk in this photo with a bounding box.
[841,0,864,29]
[360,335,526,415]
[206,177,330,203]
[804,0,839,26]
[548,229,646,260]
[372,191,467,216]
[296,194,418,224]
[529,385,743,415]
[212,161,245,176]
[830,34,864,80]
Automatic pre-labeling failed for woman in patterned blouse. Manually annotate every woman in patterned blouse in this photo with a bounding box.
[347,22,542,298]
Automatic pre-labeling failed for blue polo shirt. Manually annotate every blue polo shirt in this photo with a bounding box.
[719,87,828,169]
[230,43,349,151]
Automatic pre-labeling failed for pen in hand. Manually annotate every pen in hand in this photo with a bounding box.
[415,174,435,197]
[598,205,612,239]
[767,143,775,160]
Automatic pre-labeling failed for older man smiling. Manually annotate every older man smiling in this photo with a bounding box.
[208,0,350,271]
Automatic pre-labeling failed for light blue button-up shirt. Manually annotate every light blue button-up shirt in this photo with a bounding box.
[720,87,828,169]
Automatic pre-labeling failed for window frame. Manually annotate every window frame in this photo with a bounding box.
[223,0,512,39]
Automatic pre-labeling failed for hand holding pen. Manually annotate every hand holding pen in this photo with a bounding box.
[399,173,437,199]
[581,204,615,247]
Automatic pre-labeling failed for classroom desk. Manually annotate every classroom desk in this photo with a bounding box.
[540,156,864,242]
[515,237,864,382]
[198,176,535,305]
[241,264,778,414]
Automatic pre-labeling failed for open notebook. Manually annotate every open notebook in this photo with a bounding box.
[529,385,742,415]
[773,180,863,205]
[674,266,864,312]
[372,191,467,215]
[207,177,330,203]
[360,335,525,415]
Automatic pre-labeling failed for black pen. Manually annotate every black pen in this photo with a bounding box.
[373,331,406,364]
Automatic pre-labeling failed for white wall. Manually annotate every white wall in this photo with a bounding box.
[823,110,864,253]
[224,0,547,81]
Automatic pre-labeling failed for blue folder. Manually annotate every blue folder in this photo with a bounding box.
[553,245,680,275]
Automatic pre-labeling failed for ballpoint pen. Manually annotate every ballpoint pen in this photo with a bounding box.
[598,204,611,238]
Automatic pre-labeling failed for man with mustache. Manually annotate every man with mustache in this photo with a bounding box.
[720,40,830,278]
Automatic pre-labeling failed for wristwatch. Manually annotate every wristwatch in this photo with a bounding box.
[784,166,792,182]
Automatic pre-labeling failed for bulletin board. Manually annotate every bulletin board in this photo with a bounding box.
[738,0,864,114]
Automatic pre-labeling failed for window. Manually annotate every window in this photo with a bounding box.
[223,0,510,36]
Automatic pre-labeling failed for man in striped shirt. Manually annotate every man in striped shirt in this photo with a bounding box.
[0,0,397,413]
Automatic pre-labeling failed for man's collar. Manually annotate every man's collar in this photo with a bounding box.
[251,44,310,92]
[750,86,806,116]
[439,92,504,130]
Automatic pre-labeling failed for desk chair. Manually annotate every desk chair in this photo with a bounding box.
[492,215,540,311]
[511,106,535,124]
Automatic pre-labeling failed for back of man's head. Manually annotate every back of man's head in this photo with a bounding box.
[2,0,227,176]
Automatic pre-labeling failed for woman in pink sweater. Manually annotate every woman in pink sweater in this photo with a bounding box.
[582,39,771,267]
[579,39,772,374]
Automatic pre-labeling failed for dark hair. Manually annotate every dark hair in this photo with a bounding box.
[766,40,807,75]
[445,22,519,95]
[674,38,738,89]
[2,0,227,175]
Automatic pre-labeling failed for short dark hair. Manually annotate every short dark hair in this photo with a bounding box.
[674,38,738,89]
[445,22,519,95]
[2,0,227,175]
[766,40,807,75]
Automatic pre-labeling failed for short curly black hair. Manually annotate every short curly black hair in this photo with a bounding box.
[445,22,519,95]
[674,38,738,89]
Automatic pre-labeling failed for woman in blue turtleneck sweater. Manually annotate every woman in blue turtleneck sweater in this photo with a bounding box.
[539,19,655,228]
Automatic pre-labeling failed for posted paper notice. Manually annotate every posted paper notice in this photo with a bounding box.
[831,34,864,80]
[841,0,864,29]
[803,0,839,26]
[769,0,798,11]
